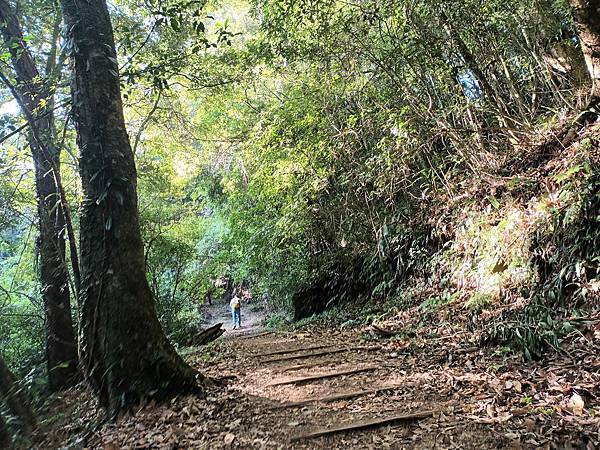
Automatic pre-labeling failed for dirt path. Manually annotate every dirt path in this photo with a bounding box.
[201,296,267,335]
[81,326,599,449]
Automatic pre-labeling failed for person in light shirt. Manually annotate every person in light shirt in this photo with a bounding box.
[230,291,241,329]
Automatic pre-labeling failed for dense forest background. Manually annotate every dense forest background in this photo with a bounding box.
[1,0,599,446]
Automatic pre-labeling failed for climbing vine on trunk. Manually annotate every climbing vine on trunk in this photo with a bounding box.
[58,0,201,414]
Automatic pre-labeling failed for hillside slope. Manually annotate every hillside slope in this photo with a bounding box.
[298,117,599,361]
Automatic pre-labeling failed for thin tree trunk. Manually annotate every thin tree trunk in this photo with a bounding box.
[0,356,36,437]
[569,0,600,97]
[439,10,498,103]
[0,0,79,392]
[58,0,201,415]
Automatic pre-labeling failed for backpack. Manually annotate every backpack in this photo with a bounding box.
[231,297,240,309]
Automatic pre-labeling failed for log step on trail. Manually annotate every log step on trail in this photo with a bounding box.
[270,383,414,409]
[280,360,336,373]
[290,410,436,442]
[237,331,274,340]
[253,344,335,358]
[267,365,378,386]
[280,355,390,373]
[262,346,376,364]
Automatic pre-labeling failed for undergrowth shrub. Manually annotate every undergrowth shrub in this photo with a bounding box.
[484,155,600,357]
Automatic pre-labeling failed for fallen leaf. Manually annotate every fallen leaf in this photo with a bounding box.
[511,408,529,417]
[224,433,236,445]
[227,418,242,430]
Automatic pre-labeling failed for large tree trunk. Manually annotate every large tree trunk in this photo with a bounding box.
[569,0,600,97]
[0,356,36,437]
[58,0,201,414]
[0,0,79,392]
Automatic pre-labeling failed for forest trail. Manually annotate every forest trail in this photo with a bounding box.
[89,325,600,449]
[201,295,268,335]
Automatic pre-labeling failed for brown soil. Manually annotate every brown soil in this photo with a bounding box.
[38,322,600,449]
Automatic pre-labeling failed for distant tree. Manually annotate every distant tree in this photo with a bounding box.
[569,0,600,98]
[0,0,78,391]
[58,0,201,413]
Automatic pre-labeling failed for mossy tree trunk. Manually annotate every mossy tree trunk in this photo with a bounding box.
[58,0,201,414]
[0,0,79,392]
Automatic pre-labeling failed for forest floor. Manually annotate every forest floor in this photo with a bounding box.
[39,316,600,449]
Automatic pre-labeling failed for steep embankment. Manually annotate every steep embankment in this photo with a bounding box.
[296,119,600,359]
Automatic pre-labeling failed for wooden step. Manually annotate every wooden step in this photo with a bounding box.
[267,365,378,386]
[290,409,436,442]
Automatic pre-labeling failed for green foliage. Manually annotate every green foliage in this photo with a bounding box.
[1,0,597,388]
[482,156,599,358]
[465,293,494,312]
[0,229,45,371]
[0,155,44,370]
[484,301,571,360]
[192,0,582,316]
[532,160,600,306]
[421,292,455,313]
[261,313,289,329]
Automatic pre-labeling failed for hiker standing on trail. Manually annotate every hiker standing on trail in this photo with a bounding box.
[230,291,241,329]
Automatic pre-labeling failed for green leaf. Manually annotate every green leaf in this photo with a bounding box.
[488,196,500,209]
[554,165,582,183]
